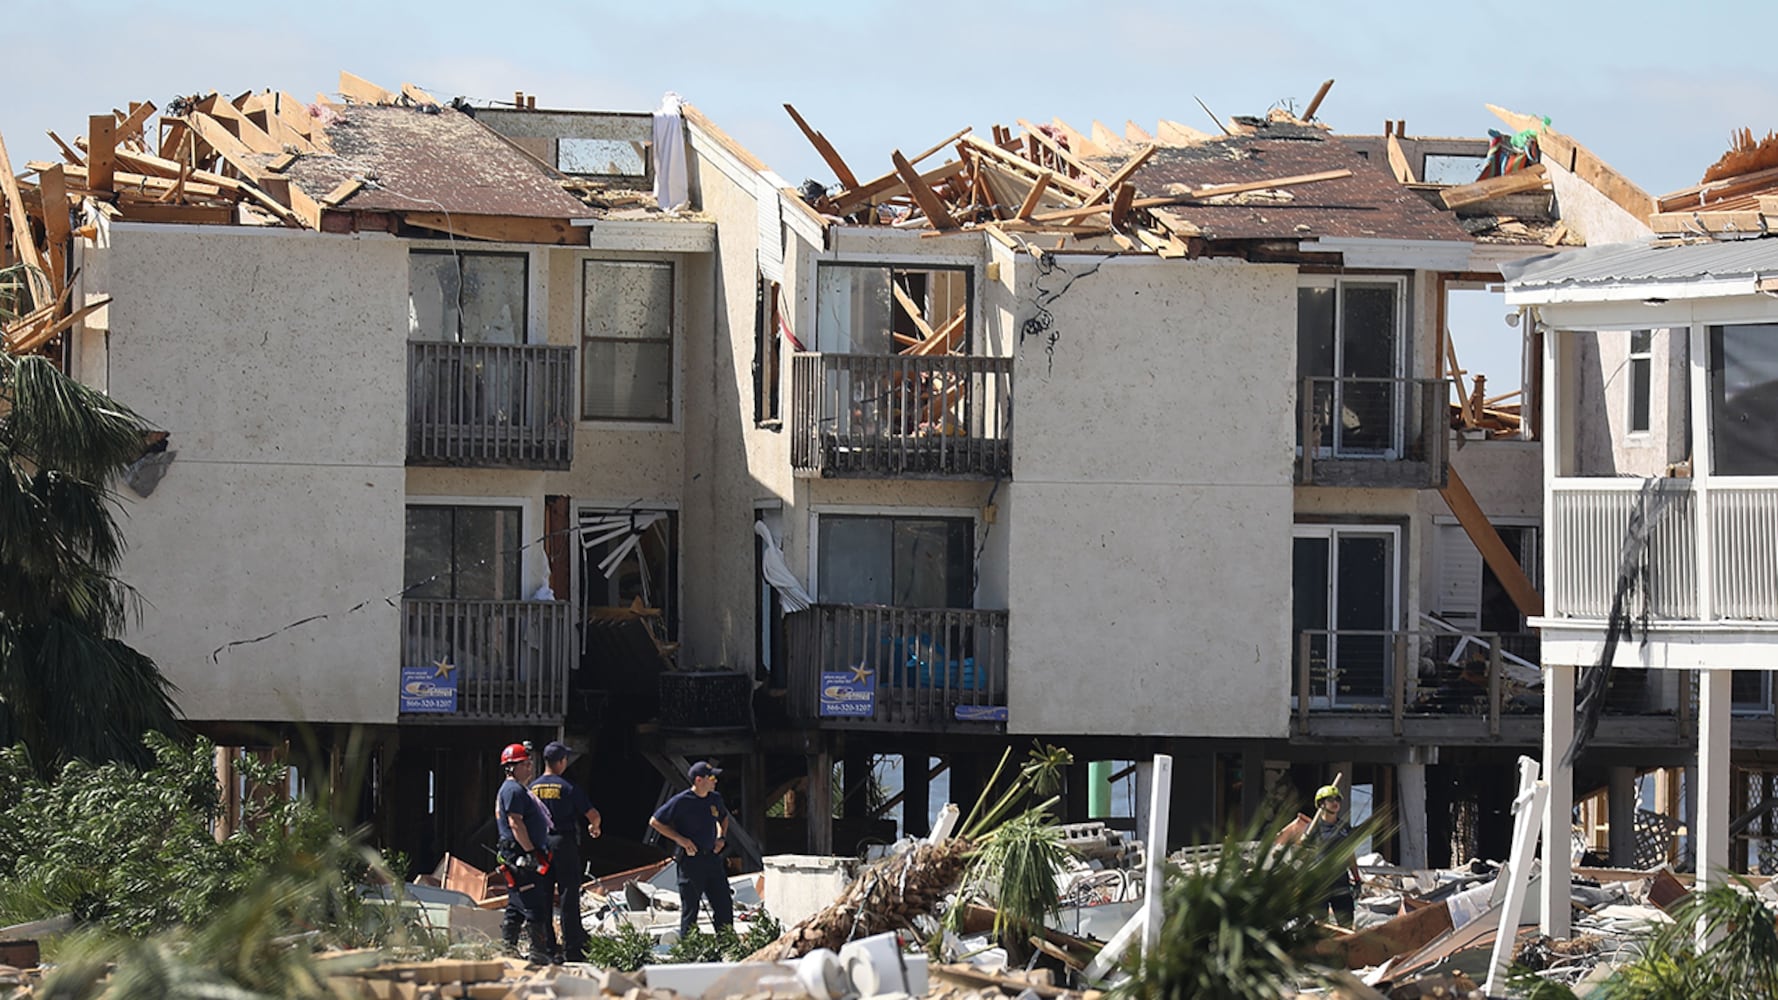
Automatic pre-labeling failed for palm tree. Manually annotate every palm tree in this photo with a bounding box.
[1590,880,1778,1000]
[0,350,180,770]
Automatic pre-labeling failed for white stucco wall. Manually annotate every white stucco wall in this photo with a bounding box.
[1002,255,1298,738]
[98,224,408,724]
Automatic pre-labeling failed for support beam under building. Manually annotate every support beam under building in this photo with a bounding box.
[1398,761,1428,870]
[1608,766,1638,867]
[807,745,833,855]
[1541,662,1574,938]
[1698,669,1732,888]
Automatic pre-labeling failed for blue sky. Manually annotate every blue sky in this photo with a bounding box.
[7,0,1772,384]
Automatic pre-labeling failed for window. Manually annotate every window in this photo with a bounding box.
[754,277,783,423]
[1292,525,1399,705]
[1709,323,1778,476]
[816,515,974,608]
[408,250,527,343]
[404,505,522,599]
[815,264,971,354]
[1297,278,1405,455]
[578,508,678,636]
[581,260,674,421]
[1628,329,1652,435]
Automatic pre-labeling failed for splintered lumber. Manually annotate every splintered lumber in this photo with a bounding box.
[403,211,587,245]
[400,82,441,107]
[87,115,117,192]
[1185,168,1352,201]
[200,96,284,155]
[1303,79,1335,121]
[37,165,70,291]
[1048,117,1107,159]
[1438,163,1550,210]
[116,101,157,143]
[1386,132,1417,183]
[906,306,966,357]
[891,149,958,229]
[1124,120,1153,143]
[1487,104,1657,221]
[784,104,860,190]
[1109,182,1136,227]
[4,296,111,355]
[0,128,47,285]
[827,157,969,217]
[1079,143,1157,206]
[46,130,84,166]
[1441,465,1542,618]
[1649,210,1769,235]
[1658,163,1778,213]
[1016,172,1053,219]
[890,280,937,342]
[320,178,363,207]
[338,70,397,105]
[1156,119,1214,144]
[1017,119,1109,183]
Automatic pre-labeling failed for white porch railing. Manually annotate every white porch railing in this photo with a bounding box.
[1545,478,1778,622]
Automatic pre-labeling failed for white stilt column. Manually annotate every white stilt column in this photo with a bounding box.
[1398,761,1429,870]
[1697,669,1732,889]
[1608,766,1638,866]
[1540,663,1575,938]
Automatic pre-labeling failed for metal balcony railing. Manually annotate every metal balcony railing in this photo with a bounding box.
[399,599,572,723]
[784,605,1009,730]
[407,342,575,469]
[1296,377,1449,488]
[1548,480,1698,620]
[790,353,1012,478]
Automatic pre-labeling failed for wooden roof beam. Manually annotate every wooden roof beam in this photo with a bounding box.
[1487,104,1657,222]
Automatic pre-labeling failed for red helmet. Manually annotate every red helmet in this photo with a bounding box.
[500,743,530,766]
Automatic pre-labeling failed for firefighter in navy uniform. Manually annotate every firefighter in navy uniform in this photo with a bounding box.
[529,741,602,963]
[494,742,556,964]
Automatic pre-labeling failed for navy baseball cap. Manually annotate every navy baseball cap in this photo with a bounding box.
[689,761,722,779]
[542,741,571,762]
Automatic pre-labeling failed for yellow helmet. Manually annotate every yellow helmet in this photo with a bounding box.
[1314,784,1342,804]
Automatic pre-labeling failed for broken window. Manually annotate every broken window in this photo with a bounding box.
[754,276,783,423]
[1298,277,1405,456]
[1292,525,1399,706]
[1709,323,1778,475]
[581,260,674,422]
[404,505,522,600]
[579,508,678,636]
[408,250,527,343]
[816,515,973,608]
[1628,329,1653,435]
[814,264,971,354]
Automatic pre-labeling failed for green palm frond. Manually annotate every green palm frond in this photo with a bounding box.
[1598,880,1778,1000]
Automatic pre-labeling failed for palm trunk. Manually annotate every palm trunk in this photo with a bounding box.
[748,839,973,960]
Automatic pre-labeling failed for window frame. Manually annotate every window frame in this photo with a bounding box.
[1291,522,1404,708]
[1627,328,1653,436]
[813,261,975,355]
[808,506,980,610]
[754,275,783,425]
[407,248,531,345]
[578,256,679,426]
[575,503,682,639]
[403,500,528,601]
[1296,274,1411,458]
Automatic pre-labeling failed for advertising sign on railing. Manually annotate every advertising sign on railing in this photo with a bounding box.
[400,663,458,714]
[818,666,876,718]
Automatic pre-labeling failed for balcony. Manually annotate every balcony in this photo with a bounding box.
[1289,629,1691,747]
[790,353,1012,479]
[407,342,575,469]
[399,599,573,723]
[784,605,1009,731]
[1549,479,1778,623]
[1296,377,1449,489]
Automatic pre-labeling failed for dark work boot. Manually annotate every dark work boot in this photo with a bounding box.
[526,921,554,966]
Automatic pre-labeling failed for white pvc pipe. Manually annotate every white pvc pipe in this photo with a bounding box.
[1141,754,1173,960]
[1485,756,1548,998]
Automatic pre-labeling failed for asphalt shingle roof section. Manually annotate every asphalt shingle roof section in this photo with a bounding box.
[282,104,593,218]
[1119,131,1476,243]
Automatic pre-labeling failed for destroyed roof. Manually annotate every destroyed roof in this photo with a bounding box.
[282,104,591,219]
[1502,235,1778,302]
[1116,130,1475,243]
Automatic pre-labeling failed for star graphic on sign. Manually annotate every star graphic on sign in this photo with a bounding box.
[848,664,873,684]
[432,659,456,678]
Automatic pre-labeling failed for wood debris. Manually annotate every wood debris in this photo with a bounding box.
[0,71,452,357]
[786,109,1357,259]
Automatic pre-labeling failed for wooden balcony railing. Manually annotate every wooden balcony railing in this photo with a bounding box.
[784,605,1009,731]
[790,353,1012,479]
[1290,629,1695,745]
[1296,377,1449,488]
[407,341,575,469]
[400,599,573,723]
